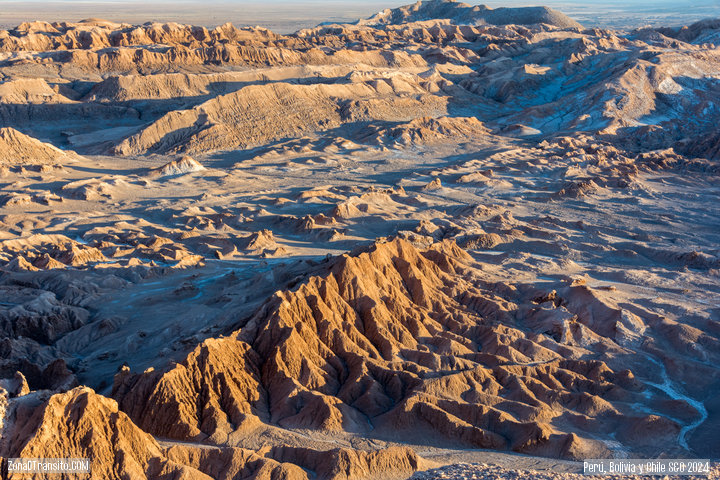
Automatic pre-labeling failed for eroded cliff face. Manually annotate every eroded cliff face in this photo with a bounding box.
[2,234,719,477]
[1,386,314,480]
[0,241,466,479]
[110,239,708,460]
[3,8,720,157]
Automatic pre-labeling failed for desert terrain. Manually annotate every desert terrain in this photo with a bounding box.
[0,0,719,478]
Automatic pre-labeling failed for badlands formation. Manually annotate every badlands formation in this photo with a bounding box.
[0,0,719,478]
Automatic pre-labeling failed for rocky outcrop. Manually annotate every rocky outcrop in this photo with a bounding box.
[2,387,195,479]
[0,128,82,165]
[0,386,312,480]
[355,116,489,146]
[151,155,206,177]
[112,79,447,155]
[1,384,423,480]
[358,0,583,29]
[113,239,656,459]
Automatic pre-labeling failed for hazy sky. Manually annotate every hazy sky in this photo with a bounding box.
[2,0,720,31]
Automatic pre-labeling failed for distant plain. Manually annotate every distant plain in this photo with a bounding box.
[4,0,720,32]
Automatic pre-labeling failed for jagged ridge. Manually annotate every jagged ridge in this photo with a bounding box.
[112,239,661,460]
